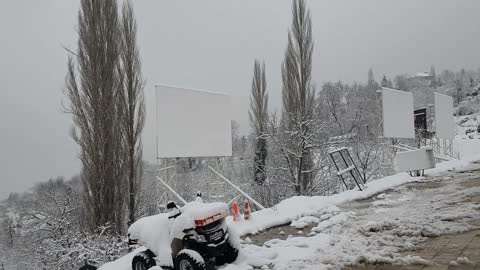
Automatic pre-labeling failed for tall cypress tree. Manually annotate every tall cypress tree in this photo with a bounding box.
[65,0,126,232]
[281,0,316,195]
[119,0,146,226]
[249,60,268,185]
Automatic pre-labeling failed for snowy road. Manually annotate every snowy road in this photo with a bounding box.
[231,162,480,270]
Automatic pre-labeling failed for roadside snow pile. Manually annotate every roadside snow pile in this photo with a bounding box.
[227,172,415,236]
[425,152,480,176]
[290,216,319,229]
[311,211,352,233]
[450,257,472,266]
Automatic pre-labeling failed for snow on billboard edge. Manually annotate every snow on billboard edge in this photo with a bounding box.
[434,92,455,139]
[381,88,415,138]
[156,85,232,158]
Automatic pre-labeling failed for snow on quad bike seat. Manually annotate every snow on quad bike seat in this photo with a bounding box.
[127,201,230,267]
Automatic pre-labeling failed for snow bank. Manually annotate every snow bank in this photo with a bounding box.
[228,172,414,236]
[450,257,472,266]
[291,216,319,229]
[425,152,480,176]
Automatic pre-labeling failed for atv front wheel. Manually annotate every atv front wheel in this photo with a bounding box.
[174,250,206,270]
[132,250,156,270]
[224,240,239,264]
[216,240,239,265]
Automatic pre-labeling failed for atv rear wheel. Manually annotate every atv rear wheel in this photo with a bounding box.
[174,250,206,270]
[132,250,156,270]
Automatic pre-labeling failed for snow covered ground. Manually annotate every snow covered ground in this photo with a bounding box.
[223,159,480,270]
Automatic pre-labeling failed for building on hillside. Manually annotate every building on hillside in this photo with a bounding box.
[408,71,435,88]
[415,72,434,80]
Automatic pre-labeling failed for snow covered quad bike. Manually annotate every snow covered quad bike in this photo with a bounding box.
[128,201,239,270]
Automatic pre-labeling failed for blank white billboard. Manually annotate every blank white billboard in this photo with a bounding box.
[381,87,415,138]
[434,93,455,139]
[156,85,232,158]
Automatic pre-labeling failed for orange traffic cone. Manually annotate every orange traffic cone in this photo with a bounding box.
[244,200,251,220]
[232,201,240,222]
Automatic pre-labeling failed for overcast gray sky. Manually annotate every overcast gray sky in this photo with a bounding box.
[1,0,480,199]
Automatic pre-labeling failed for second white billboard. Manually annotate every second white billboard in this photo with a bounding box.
[381,87,415,138]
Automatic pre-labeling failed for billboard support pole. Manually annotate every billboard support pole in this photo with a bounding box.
[156,165,175,172]
[208,166,265,210]
[156,175,188,205]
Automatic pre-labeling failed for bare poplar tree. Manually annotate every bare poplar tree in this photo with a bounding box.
[320,82,346,133]
[119,0,146,225]
[278,0,317,195]
[249,60,268,185]
[64,0,127,232]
